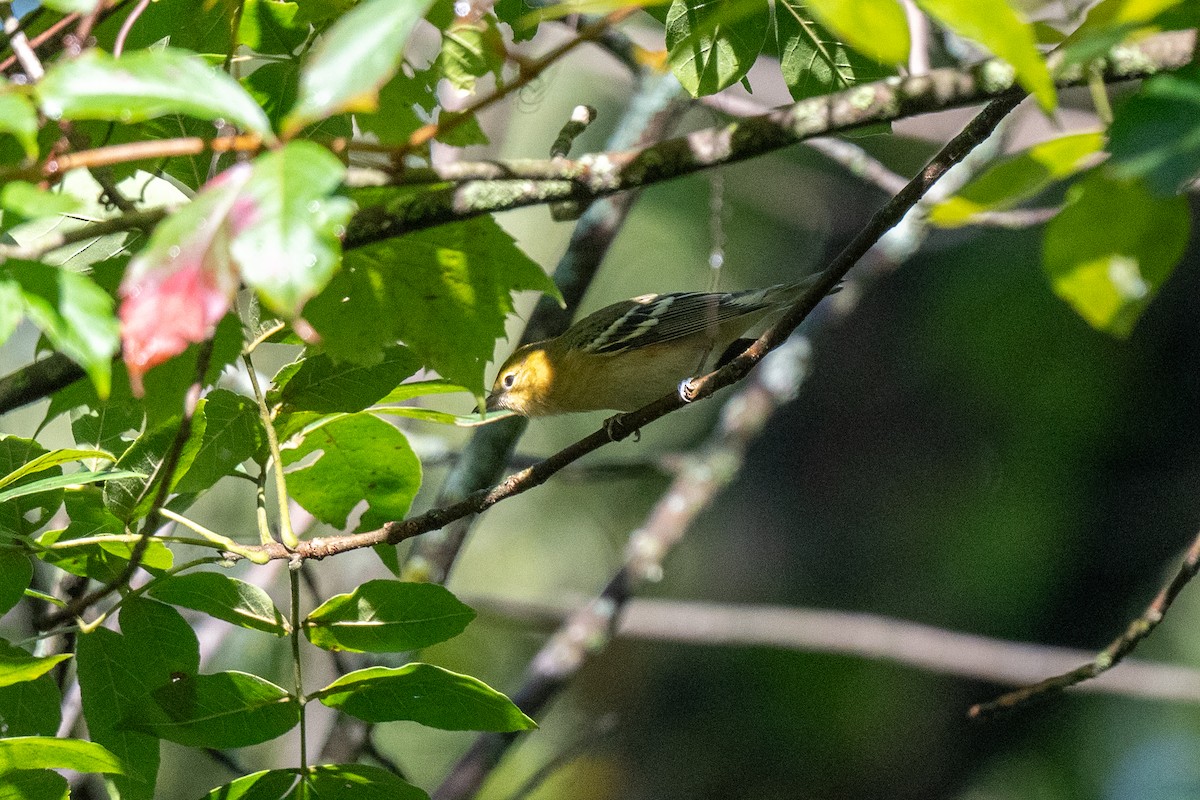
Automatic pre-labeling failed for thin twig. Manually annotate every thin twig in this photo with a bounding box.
[970,525,1200,718]
[112,0,152,58]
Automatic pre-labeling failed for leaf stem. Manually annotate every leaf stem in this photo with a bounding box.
[243,353,297,549]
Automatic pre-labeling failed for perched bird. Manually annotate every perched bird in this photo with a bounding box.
[486,274,836,416]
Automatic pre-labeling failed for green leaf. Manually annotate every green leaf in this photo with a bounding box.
[305,214,558,395]
[131,671,300,748]
[281,413,421,531]
[191,769,299,800]
[303,764,430,800]
[39,488,174,583]
[665,0,771,97]
[800,0,909,65]
[174,390,265,494]
[304,580,475,652]
[274,345,423,414]
[0,469,144,504]
[0,769,68,800]
[929,131,1106,227]
[71,396,143,461]
[104,410,208,522]
[147,572,288,636]
[238,0,308,54]
[438,18,506,92]
[0,447,112,492]
[1,261,119,398]
[776,0,895,101]
[0,282,20,348]
[914,0,1055,111]
[1043,172,1190,337]
[76,629,161,800]
[1109,68,1200,195]
[354,68,438,144]
[0,90,38,160]
[120,597,200,679]
[139,314,245,430]
[0,549,32,615]
[0,649,70,689]
[0,438,62,538]
[37,49,274,140]
[0,182,81,224]
[1063,0,1189,63]
[0,641,61,738]
[0,737,123,776]
[314,663,536,732]
[232,141,354,316]
[191,765,430,800]
[283,0,434,135]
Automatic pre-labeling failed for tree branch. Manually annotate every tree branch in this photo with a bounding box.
[471,595,1200,704]
[970,523,1200,718]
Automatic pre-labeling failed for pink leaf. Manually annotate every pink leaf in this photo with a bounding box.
[119,164,251,395]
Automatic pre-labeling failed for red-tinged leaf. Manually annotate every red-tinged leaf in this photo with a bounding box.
[118,166,252,394]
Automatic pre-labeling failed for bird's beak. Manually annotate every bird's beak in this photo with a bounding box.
[482,393,501,413]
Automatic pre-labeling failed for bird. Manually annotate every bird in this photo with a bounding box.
[485,274,837,416]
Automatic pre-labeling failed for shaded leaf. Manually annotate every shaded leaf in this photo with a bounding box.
[147,572,288,635]
[1043,172,1190,337]
[0,438,61,538]
[39,488,174,583]
[174,390,265,494]
[104,410,208,522]
[274,345,422,414]
[281,413,421,531]
[0,769,68,800]
[777,0,894,101]
[304,580,475,652]
[0,89,38,160]
[0,550,32,615]
[0,641,61,738]
[1109,68,1200,195]
[303,764,430,800]
[314,663,536,731]
[665,0,770,96]
[131,671,300,748]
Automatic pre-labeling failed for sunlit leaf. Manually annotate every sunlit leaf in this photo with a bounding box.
[800,0,909,65]
[0,650,71,689]
[915,0,1055,111]
[37,49,273,140]
[0,737,123,776]
[230,141,354,316]
[929,131,1105,227]
[1,262,119,399]
[1043,172,1190,337]
[281,413,421,532]
[305,214,558,396]
[282,0,434,135]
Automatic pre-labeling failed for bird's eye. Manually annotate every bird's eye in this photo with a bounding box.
[502,373,516,389]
